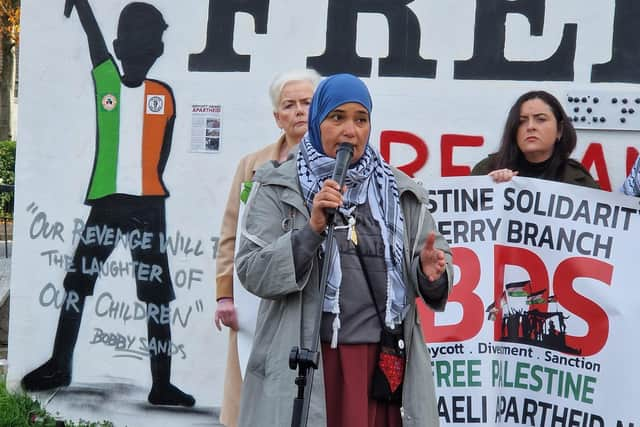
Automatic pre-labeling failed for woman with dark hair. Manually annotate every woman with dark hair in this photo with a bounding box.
[471,90,599,188]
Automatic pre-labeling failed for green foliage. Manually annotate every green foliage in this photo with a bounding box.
[0,374,56,426]
[0,140,15,184]
[0,375,115,427]
[0,140,14,218]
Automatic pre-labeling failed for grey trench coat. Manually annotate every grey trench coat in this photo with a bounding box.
[236,159,453,427]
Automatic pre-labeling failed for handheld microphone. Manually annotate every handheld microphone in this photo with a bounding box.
[326,142,354,218]
[331,143,354,186]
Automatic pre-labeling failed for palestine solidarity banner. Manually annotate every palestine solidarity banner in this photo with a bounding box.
[420,176,639,427]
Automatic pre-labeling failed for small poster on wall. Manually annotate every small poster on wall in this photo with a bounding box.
[191,104,222,153]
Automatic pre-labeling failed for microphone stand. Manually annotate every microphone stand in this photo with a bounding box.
[289,216,337,427]
[289,143,353,427]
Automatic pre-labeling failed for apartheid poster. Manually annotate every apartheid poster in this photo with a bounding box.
[421,176,639,426]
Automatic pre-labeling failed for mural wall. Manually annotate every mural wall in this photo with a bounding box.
[8,0,640,425]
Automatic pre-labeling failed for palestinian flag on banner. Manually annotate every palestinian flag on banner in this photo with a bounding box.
[526,289,546,305]
[505,280,531,297]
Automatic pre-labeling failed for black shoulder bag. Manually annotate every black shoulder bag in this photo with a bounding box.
[354,244,406,403]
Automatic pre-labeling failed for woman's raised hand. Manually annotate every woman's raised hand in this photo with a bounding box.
[419,232,446,282]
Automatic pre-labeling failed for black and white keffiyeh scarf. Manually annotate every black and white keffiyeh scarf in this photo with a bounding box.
[297,135,407,346]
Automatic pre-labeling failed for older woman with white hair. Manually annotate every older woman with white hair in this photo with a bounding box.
[214,68,321,427]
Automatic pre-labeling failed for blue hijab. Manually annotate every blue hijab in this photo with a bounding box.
[297,74,407,340]
[307,73,373,154]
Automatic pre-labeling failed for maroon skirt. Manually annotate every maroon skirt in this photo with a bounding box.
[321,342,402,427]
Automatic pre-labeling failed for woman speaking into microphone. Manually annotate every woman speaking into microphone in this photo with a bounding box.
[235,73,452,427]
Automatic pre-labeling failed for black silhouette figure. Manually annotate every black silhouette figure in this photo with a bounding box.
[21,0,194,407]
[559,314,569,334]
